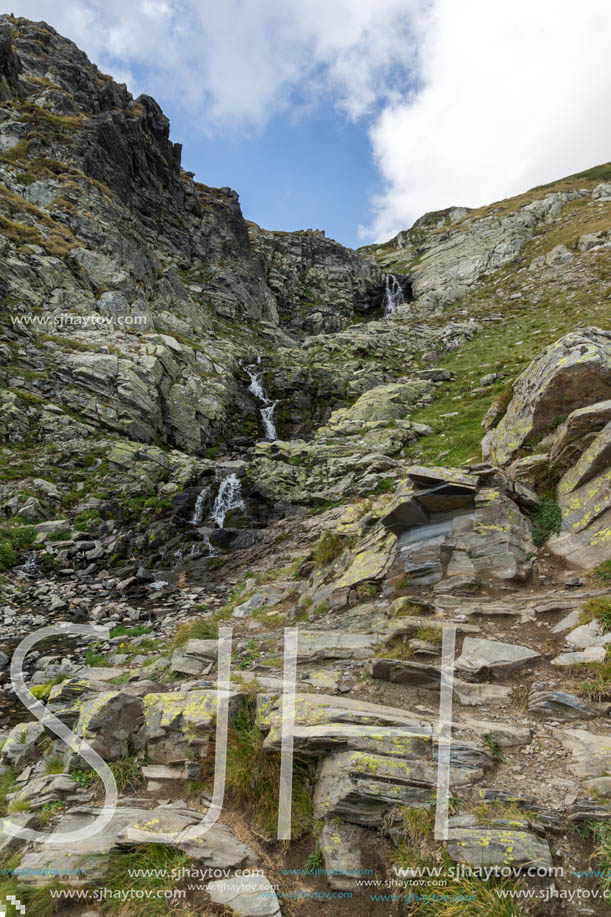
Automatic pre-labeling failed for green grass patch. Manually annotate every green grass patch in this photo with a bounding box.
[0,766,17,816]
[591,560,611,585]
[578,597,611,633]
[530,495,562,547]
[108,624,152,639]
[0,542,17,572]
[415,626,443,645]
[376,633,414,660]
[71,756,144,799]
[171,609,232,647]
[222,697,313,839]
[312,531,345,567]
[100,844,189,915]
[590,820,611,895]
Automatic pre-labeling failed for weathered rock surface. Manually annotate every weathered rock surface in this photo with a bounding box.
[319,820,369,892]
[68,690,144,764]
[206,874,281,916]
[142,689,240,764]
[483,327,611,465]
[249,223,384,335]
[18,804,256,883]
[446,827,553,870]
[455,637,540,678]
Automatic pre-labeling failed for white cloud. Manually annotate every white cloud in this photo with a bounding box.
[8,0,611,243]
[365,0,611,240]
[8,0,422,123]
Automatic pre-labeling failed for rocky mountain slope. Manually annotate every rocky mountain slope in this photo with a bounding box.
[1,13,611,917]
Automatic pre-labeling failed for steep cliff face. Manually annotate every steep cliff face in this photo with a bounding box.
[249,223,384,335]
[0,14,395,463]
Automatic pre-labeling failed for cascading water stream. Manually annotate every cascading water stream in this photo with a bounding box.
[191,486,209,525]
[244,357,278,440]
[211,473,245,528]
[383,274,404,316]
[16,552,40,579]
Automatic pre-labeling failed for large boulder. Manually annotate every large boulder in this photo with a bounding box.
[380,467,534,588]
[142,690,241,764]
[483,328,611,466]
[67,691,144,766]
[17,804,257,884]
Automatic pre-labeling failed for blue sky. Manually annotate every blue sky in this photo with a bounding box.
[9,0,611,248]
[172,103,378,247]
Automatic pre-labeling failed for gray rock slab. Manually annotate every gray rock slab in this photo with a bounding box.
[456,637,540,677]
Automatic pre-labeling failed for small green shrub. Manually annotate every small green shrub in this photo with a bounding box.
[222,697,313,839]
[312,531,345,567]
[592,560,611,584]
[578,597,611,633]
[530,495,562,547]
[109,624,152,639]
[303,847,324,872]
[0,542,17,571]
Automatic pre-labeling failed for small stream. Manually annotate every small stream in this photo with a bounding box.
[244,357,278,440]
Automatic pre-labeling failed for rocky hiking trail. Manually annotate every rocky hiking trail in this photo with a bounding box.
[1,12,611,917]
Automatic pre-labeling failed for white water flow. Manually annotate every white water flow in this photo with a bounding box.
[245,357,278,440]
[16,552,40,579]
[211,473,245,528]
[201,534,218,557]
[191,486,209,525]
[383,274,404,316]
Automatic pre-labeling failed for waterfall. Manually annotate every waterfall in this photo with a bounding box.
[16,552,40,579]
[244,358,278,440]
[383,274,404,316]
[201,533,218,557]
[211,473,245,527]
[191,486,209,525]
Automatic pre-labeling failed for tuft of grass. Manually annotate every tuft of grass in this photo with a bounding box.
[312,531,345,567]
[591,560,611,585]
[71,756,143,799]
[39,799,65,826]
[415,874,525,916]
[303,847,324,872]
[415,626,443,646]
[109,624,152,639]
[83,647,109,667]
[590,821,611,895]
[473,799,530,826]
[44,756,66,775]
[578,597,611,633]
[0,542,17,572]
[357,581,380,599]
[221,697,313,839]
[101,844,189,916]
[392,805,440,871]
[530,495,562,547]
[7,799,30,813]
[482,735,505,762]
[0,878,66,917]
[576,644,611,701]
[171,610,231,647]
[392,574,412,595]
[0,766,17,816]
[511,685,529,711]
[376,633,414,660]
